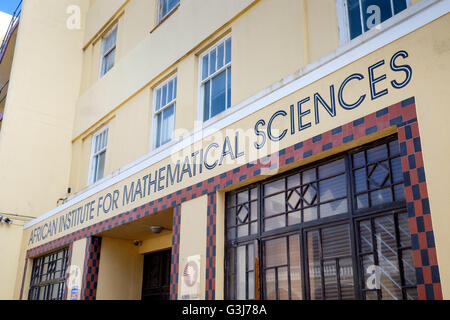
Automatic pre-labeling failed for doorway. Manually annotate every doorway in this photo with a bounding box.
[141,249,171,300]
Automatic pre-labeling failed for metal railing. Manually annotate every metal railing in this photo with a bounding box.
[0,0,22,59]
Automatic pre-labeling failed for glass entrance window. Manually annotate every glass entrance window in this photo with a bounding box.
[28,248,69,300]
[142,250,171,300]
[225,136,418,300]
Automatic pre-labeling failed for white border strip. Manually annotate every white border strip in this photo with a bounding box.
[25,0,449,229]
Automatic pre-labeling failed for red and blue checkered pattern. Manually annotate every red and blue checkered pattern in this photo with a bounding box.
[81,236,102,300]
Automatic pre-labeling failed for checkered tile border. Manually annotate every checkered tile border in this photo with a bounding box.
[81,236,102,300]
[169,204,181,300]
[205,192,217,300]
[22,97,442,300]
[397,118,442,299]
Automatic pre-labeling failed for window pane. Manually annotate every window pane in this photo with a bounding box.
[211,70,227,118]
[264,193,285,217]
[320,199,347,218]
[156,88,162,111]
[102,27,117,54]
[278,267,289,300]
[370,188,392,206]
[321,224,351,258]
[324,260,338,300]
[203,81,210,121]
[374,215,402,300]
[236,246,246,300]
[367,144,388,163]
[96,151,106,181]
[402,249,417,287]
[353,151,365,168]
[391,157,403,183]
[265,269,276,300]
[103,48,116,75]
[347,0,363,39]
[217,43,224,70]
[225,38,232,64]
[237,204,248,224]
[265,238,287,268]
[248,271,255,300]
[368,161,390,189]
[319,175,347,202]
[161,85,167,107]
[303,168,316,183]
[359,220,373,253]
[227,67,231,109]
[398,212,411,248]
[361,0,393,32]
[237,224,249,238]
[289,235,302,300]
[264,179,285,196]
[302,183,317,206]
[389,140,400,156]
[161,105,175,145]
[265,215,286,232]
[237,190,248,203]
[339,257,355,299]
[393,0,407,14]
[210,49,216,75]
[307,231,322,300]
[319,159,345,179]
[156,113,162,148]
[354,169,367,193]
[167,80,173,103]
[303,206,318,222]
[174,77,177,98]
[160,0,179,20]
[202,55,209,80]
[250,201,258,222]
[287,188,301,210]
[394,185,405,201]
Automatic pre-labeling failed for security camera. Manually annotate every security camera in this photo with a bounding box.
[133,240,142,247]
[4,218,12,224]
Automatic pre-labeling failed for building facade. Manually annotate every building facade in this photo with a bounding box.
[0,0,449,300]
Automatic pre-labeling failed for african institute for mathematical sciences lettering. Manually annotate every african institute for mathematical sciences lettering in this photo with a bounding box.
[0,0,449,301]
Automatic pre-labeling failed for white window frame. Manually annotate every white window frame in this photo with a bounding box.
[337,0,412,45]
[151,75,177,151]
[88,127,109,185]
[99,25,118,78]
[197,34,232,124]
[157,0,180,24]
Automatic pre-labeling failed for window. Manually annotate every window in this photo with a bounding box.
[158,0,180,23]
[226,136,418,300]
[153,76,177,149]
[200,35,232,122]
[99,25,117,77]
[340,0,409,41]
[28,248,69,300]
[89,127,108,184]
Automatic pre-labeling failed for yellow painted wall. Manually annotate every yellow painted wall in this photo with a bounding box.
[139,232,172,255]
[73,0,256,140]
[0,220,25,299]
[178,195,208,300]
[96,237,144,300]
[0,0,90,217]
[0,24,17,122]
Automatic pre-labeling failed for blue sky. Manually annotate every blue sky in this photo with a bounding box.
[0,0,21,15]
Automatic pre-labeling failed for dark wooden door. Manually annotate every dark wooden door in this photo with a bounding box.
[142,250,171,300]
